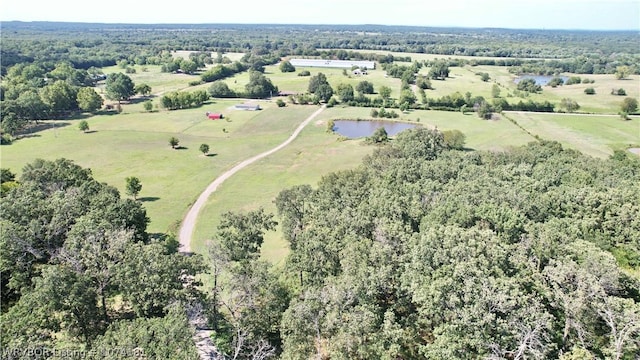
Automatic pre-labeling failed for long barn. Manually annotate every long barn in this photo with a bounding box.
[289,59,376,69]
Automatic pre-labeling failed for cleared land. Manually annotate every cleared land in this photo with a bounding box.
[3,57,637,260]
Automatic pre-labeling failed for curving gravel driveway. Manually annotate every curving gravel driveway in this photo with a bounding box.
[178,105,326,253]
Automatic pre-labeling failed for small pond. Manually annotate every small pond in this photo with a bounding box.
[332,120,417,138]
[514,75,569,86]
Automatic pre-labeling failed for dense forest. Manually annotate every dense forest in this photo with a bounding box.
[2,133,639,359]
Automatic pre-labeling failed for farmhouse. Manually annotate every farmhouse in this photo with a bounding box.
[289,59,376,70]
[234,103,262,111]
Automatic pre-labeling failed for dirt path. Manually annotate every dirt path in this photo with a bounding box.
[178,105,326,253]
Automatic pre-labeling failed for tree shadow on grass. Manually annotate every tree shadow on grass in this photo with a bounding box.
[174,146,188,150]
[82,130,98,134]
[205,153,218,157]
[139,196,160,202]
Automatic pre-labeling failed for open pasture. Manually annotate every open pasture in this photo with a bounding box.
[1,101,318,235]
[4,62,635,255]
[508,112,639,158]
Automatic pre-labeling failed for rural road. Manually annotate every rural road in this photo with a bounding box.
[178,105,326,253]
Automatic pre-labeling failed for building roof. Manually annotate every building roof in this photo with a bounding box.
[289,59,376,69]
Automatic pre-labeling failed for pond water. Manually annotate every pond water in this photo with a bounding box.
[514,75,569,86]
[332,120,417,138]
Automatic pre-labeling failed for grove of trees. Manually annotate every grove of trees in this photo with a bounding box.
[1,159,204,358]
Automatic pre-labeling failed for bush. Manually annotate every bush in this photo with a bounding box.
[565,76,581,85]
[613,88,627,96]
[547,77,564,87]
[298,70,311,77]
[517,78,542,93]
[326,119,335,133]
[584,87,596,95]
[276,99,286,107]
[442,129,466,150]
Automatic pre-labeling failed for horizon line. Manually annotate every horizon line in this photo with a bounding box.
[1,20,638,32]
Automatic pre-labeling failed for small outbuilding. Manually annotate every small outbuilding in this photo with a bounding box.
[234,103,262,111]
[206,112,223,120]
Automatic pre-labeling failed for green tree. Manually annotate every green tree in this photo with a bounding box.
[379,85,392,99]
[114,242,204,317]
[308,72,328,94]
[105,72,135,103]
[245,71,278,99]
[442,129,466,150]
[143,100,153,112]
[336,83,355,102]
[621,97,638,113]
[169,136,179,149]
[477,101,493,119]
[216,208,277,262]
[208,81,236,98]
[615,65,630,80]
[60,225,132,323]
[0,169,16,184]
[315,83,334,103]
[366,126,389,144]
[76,87,103,113]
[559,98,580,112]
[428,60,449,80]
[39,80,78,113]
[78,120,90,133]
[199,143,210,156]
[416,75,432,89]
[517,78,542,93]
[134,83,152,96]
[15,90,49,120]
[356,80,375,94]
[29,265,103,344]
[491,84,501,98]
[399,89,417,106]
[279,60,296,73]
[125,176,142,200]
[91,306,199,360]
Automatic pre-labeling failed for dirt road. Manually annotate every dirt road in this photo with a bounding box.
[178,105,326,253]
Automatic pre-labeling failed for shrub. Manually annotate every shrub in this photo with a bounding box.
[584,87,596,95]
[298,70,311,77]
[614,88,627,96]
[326,120,335,133]
[276,99,286,107]
[565,76,581,85]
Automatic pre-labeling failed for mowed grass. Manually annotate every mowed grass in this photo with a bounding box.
[190,114,375,265]
[460,66,639,115]
[1,101,318,235]
[509,112,640,158]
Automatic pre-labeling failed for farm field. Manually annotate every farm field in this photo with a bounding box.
[1,101,318,235]
[3,56,637,253]
[508,112,640,158]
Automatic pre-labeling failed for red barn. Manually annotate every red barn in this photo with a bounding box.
[206,112,223,120]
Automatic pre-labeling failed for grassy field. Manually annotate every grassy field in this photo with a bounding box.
[190,116,375,265]
[2,101,318,235]
[508,112,640,158]
[3,60,636,263]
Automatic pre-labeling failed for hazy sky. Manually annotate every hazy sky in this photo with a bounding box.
[1,0,639,30]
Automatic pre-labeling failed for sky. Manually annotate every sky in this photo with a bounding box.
[1,0,639,31]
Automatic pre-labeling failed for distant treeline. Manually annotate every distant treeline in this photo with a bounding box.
[2,22,638,75]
